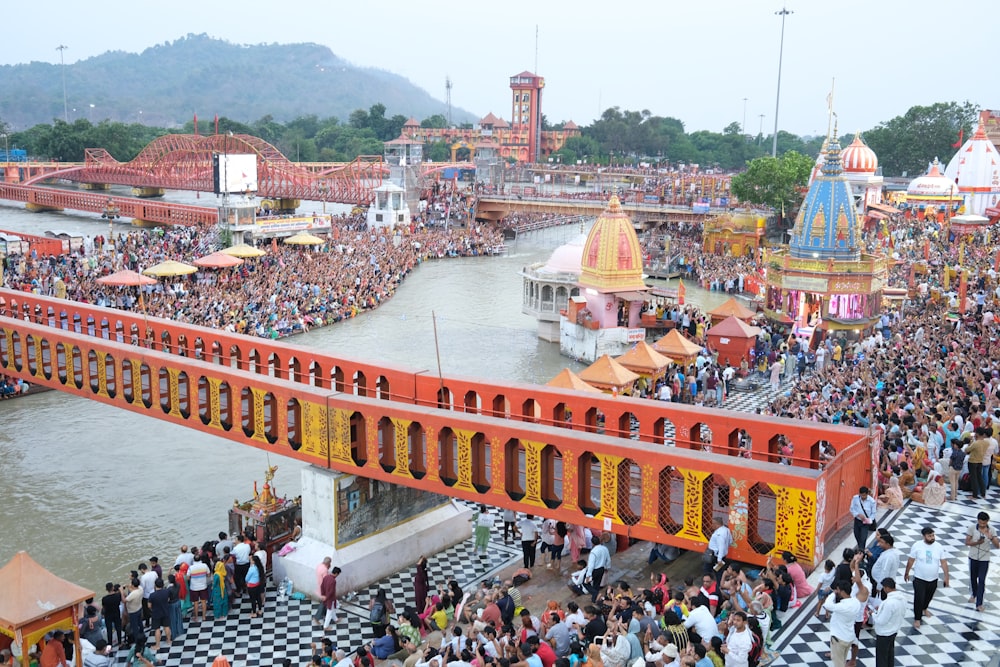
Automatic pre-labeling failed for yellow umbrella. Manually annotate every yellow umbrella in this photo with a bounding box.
[219,244,267,258]
[284,231,325,245]
[142,260,198,277]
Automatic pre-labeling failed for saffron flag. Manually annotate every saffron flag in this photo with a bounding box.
[678,279,686,305]
[923,239,930,261]
[952,128,964,148]
[995,250,1000,273]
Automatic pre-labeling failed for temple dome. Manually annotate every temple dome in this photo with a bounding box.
[578,196,646,293]
[539,234,586,275]
[907,159,960,197]
[841,133,878,173]
[788,133,863,261]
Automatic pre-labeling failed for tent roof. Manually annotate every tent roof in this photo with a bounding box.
[546,368,603,393]
[652,329,704,357]
[615,341,672,372]
[0,551,93,629]
[578,354,640,388]
[707,315,762,339]
[708,297,756,320]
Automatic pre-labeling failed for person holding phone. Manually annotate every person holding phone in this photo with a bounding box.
[965,511,1000,611]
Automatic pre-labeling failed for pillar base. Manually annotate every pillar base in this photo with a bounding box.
[130,219,158,228]
[81,182,111,191]
[272,466,472,597]
[131,187,166,198]
[25,203,64,213]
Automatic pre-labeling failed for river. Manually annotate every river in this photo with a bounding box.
[0,190,729,591]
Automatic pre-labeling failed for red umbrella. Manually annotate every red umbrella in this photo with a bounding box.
[96,269,158,286]
[193,252,244,268]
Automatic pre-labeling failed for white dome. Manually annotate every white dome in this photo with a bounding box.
[539,234,586,275]
[907,160,960,197]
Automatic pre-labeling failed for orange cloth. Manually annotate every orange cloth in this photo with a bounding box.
[212,656,232,667]
[40,639,67,667]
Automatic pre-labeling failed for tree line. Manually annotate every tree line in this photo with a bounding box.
[1,100,978,180]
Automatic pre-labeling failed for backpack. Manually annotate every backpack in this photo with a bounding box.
[748,629,763,667]
[370,600,386,624]
[497,593,515,625]
[950,446,966,471]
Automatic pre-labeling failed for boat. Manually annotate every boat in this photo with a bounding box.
[227,465,302,573]
[0,379,50,400]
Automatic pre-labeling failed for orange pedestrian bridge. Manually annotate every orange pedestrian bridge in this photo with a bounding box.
[0,289,875,566]
[475,194,716,228]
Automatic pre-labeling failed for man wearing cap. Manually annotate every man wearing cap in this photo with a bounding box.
[903,526,949,629]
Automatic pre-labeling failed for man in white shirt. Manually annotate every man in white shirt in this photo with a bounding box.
[872,577,907,667]
[683,595,718,645]
[721,610,752,667]
[823,555,868,667]
[903,526,949,629]
[232,534,252,597]
[869,533,901,593]
[584,534,612,602]
[517,514,539,569]
[137,563,157,629]
[707,518,733,574]
[173,545,194,569]
[849,486,877,551]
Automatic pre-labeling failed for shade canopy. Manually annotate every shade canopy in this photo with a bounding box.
[142,260,198,277]
[578,354,640,392]
[284,231,325,245]
[615,341,672,376]
[219,244,267,258]
[707,297,756,322]
[546,368,603,393]
[652,329,704,364]
[194,252,244,268]
[95,269,157,287]
[707,315,762,339]
[0,551,93,650]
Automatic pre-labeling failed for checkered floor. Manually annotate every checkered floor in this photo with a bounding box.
[110,517,525,666]
[769,485,1000,666]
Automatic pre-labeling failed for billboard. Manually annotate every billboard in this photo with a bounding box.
[213,153,258,195]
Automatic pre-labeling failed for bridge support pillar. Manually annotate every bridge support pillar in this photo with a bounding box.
[130,220,158,228]
[263,198,301,214]
[130,187,166,198]
[273,466,473,598]
[25,203,64,213]
[81,183,111,191]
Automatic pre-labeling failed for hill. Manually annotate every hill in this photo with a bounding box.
[0,34,476,130]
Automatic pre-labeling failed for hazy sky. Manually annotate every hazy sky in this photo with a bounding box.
[6,0,997,136]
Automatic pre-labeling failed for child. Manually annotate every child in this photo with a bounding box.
[813,560,836,619]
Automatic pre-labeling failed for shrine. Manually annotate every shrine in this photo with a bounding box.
[764,128,888,346]
[702,209,766,258]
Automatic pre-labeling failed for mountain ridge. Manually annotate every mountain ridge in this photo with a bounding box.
[0,34,476,130]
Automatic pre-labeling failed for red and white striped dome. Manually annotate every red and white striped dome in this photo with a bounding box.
[841,133,878,173]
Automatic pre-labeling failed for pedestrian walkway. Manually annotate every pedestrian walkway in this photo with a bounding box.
[113,485,1000,666]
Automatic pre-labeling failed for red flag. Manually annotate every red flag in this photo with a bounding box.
[923,239,930,261]
[952,127,964,148]
[677,278,686,305]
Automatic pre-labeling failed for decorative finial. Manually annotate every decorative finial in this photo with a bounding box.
[607,195,622,213]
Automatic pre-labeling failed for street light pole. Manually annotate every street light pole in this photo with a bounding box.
[758,114,765,147]
[742,97,748,137]
[56,45,69,123]
[772,6,793,157]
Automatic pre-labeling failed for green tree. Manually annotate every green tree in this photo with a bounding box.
[421,114,447,129]
[425,141,450,162]
[731,151,814,224]
[863,101,979,177]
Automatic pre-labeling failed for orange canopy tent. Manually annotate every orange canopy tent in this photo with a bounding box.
[653,329,704,366]
[615,341,672,381]
[706,315,762,367]
[578,354,640,394]
[707,297,756,324]
[0,551,93,667]
[547,368,603,393]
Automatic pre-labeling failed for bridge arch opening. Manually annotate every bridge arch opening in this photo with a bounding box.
[654,416,675,446]
[211,341,223,364]
[86,316,97,337]
[521,398,540,423]
[657,467,684,535]
[72,313,82,334]
[288,357,301,383]
[104,353,117,398]
[70,346,83,389]
[552,402,571,428]
[159,369,171,414]
[268,352,282,379]
[9,332,23,372]
[25,335,38,376]
[406,422,426,479]
[437,386,453,410]
[114,321,125,344]
[122,360,134,403]
[584,407,601,434]
[703,474,731,540]
[39,338,52,380]
[353,370,368,397]
[247,349,261,374]
[59,310,69,330]
[463,390,481,414]
[331,366,346,393]
[541,445,562,509]
[175,334,189,358]
[219,382,233,430]
[350,412,367,466]
[378,417,396,471]
[729,429,751,458]
[617,458,642,525]
[472,433,491,493]
[491,395,510,419]
[198,377,211,425]
[748,482,777,554]
[177,371,191,419]
[617,411,640,440]
[99,318,110,340]
[579,452,601,516]
[160,330,172,354]
[138,363,152,408]
[88,350,100,393]
[193,337,205,361]
[230,345,243,371]
[45,307,56,327]
[286,398,302,451]
[308,361,324,388]
[504,439,525,501]
[376,376,390,400]
[439,427,457,485]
